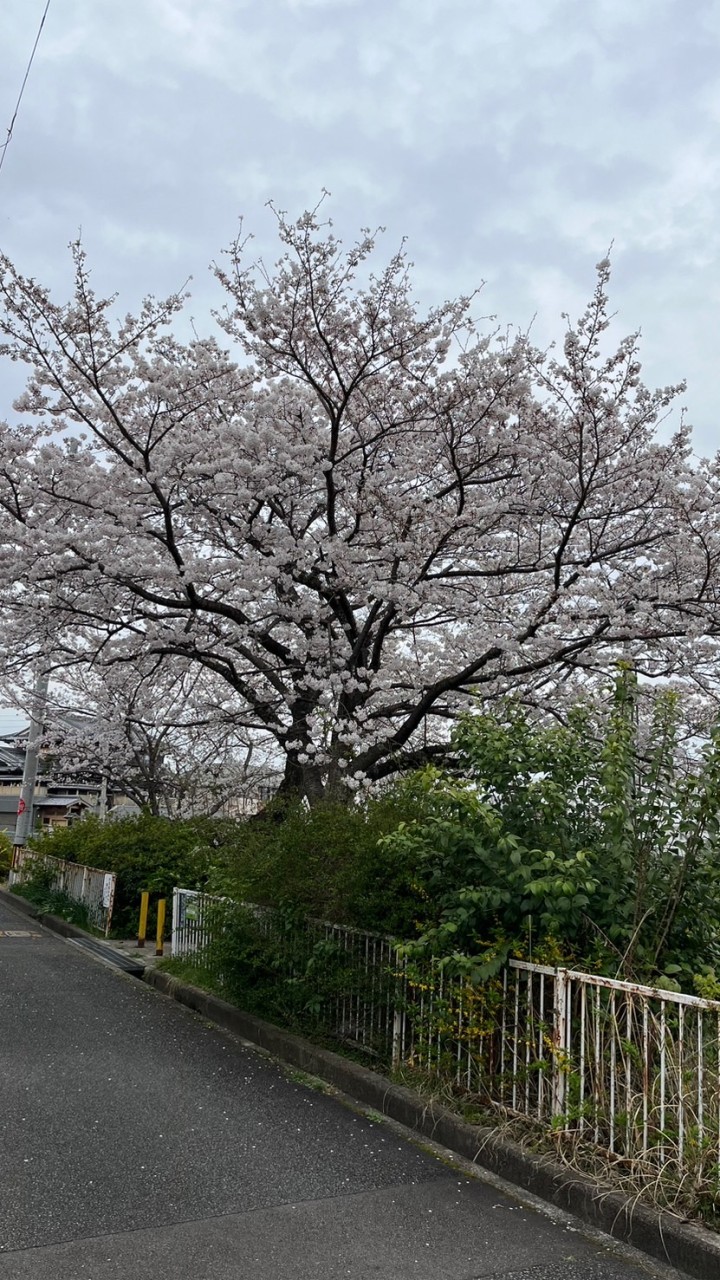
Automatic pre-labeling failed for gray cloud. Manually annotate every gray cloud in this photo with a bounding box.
[0,0,717,449]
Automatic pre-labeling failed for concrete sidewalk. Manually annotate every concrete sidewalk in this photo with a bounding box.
[100,933,169,969]
[0,894,686,1279]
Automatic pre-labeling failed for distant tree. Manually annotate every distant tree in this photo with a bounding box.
[0,204,717,803]
[37,661,280,818]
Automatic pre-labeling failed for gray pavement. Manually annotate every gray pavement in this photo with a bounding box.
[0,896,681,1279]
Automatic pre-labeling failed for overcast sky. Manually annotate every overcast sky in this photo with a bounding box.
[0,0,719,457]
[0,710,24,736]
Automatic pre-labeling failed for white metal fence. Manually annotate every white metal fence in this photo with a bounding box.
[171,886,227,958]
[170,887,720,1186]
[9,848,116,935]
[172,887,404,1060]
[502,962,720,1178]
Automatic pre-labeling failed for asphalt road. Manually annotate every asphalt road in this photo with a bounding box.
[0,895,681,1280]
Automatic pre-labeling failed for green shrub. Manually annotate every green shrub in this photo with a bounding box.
[207,786,431,937]
[29,813,223,936]
[382,672,720,985]
[0,830,12,879]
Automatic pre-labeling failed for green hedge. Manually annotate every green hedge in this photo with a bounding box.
[0,830,12,879]
[29,813,224,936]
[26,790,431,940]
[206,788,432,938]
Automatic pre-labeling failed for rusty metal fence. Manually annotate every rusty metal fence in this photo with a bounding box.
[500,962,720,1182]
[171,887,405,1061]
[170,887,720,1185]
[9,847,116,935]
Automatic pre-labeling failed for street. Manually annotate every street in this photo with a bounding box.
[0,896,678,1279]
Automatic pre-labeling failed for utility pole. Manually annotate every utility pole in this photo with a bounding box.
[98,771,108,822]
[12,665,50,854]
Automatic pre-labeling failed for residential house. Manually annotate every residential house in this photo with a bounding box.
[0,721,125,837]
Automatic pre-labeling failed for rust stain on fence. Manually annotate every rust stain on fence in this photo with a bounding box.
[8,848,117,934]
[170,886,720,1194]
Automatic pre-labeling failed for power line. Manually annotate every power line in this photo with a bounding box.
[0,0,52,179]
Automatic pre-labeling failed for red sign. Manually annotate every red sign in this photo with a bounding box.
[17,798,26,815]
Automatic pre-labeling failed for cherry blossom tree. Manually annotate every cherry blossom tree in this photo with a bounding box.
[0,205,717,803]
[6,660,280,818]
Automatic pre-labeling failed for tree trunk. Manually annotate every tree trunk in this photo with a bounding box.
[276,755,326,806]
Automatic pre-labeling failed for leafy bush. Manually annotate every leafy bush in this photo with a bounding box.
[383,671,720,986]
[208,788,430,937]
[0,830,12,879]
[28,813,222,935]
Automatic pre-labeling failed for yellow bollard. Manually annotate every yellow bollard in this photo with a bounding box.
[155,897,166,957]
[137,890,149,948]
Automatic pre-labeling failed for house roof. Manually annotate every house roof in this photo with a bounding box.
[0,710,25,738]
[0,794,92,813]
[0,712,102,783]
[0,745,24,770]
[35,795,92,808]
[5,711,96,744]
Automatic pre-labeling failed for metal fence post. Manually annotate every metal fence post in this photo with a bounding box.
[391,947,406,1069]
[171,888,180,958]
[552,968,568,1124]
[392,1007,404,1069]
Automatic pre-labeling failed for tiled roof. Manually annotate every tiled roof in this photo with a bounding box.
[0,794,93,813]
[35,795,92,807]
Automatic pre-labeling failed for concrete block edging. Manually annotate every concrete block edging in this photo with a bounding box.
[144,966,720,1280]
[0,885,100,941]
[1,886,718,1280]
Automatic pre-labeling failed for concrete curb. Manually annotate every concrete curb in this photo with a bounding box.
[0,884,104,942]
[144,967,720,1280]
[0,887,38,919]
[3,885,718,1278]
